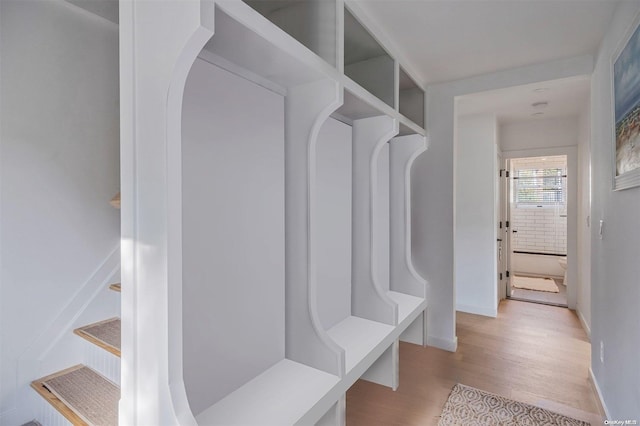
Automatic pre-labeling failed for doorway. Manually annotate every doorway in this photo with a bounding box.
[506,155,568,307]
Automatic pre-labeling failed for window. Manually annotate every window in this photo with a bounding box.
[514,168,566,206]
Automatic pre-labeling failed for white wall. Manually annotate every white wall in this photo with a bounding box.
[590,1,640,418]
[181,59,285,415]
[417,55,592,351]
[0,1,120,424]
[500,117,578,151]
[454,114,498,317]
[577,102,592,336]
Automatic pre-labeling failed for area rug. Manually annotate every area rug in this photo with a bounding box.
[437,384,589,425]
[512,275,559,293]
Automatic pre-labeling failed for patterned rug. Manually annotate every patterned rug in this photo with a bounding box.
[438,384,589,425]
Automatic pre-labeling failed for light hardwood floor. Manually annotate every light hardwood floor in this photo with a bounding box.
[347,300,603,425]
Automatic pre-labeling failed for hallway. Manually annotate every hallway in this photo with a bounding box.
[347,300,603,425]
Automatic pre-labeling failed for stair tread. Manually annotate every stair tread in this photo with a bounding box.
[108,283,121,292]
[31,365,119,426]
[109,192,120,209]
[74,318,121,357]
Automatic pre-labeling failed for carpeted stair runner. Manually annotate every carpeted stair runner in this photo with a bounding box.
[74,318,121,357]
[32,365,119,426]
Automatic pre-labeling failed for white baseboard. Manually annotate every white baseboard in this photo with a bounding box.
[589,368,611,420]
[427,335,457,352]
[577,309,591,340]
[456,303,497,318]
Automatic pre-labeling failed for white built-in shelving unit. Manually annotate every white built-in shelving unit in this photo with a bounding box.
[121,0,429,425]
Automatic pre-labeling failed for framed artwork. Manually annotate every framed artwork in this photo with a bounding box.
[612,12,640,190]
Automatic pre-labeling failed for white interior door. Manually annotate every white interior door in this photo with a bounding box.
[505,159,513,298]
[497,153,511,301]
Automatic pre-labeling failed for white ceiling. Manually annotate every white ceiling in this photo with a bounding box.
[353,0,619,85]
[456,76,590,124]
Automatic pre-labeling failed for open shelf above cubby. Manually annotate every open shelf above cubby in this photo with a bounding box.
[332,88,390,124]
[344,7,395,109]
[197,1,426,136]
[200,2,338,93]
[243,0,337,67]
[399,67,425,128]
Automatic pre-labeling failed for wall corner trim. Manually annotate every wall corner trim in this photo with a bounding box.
[456,304,498,318]
[426,335,458,352]
[589,368,611,420]
[577,309,591,340]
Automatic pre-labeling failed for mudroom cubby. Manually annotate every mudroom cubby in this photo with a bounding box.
[315,115,398,392]
[314,111,428,391]
[126,0,428,424]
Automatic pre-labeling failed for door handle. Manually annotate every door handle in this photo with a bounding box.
[497,238,502,242]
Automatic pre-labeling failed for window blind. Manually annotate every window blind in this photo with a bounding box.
[514,168,566,205]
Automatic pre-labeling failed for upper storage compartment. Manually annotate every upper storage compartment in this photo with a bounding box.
[344,7,395,108]
[399,67,425,128]
[244,0,337,67]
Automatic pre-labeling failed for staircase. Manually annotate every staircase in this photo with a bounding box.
[31,194,121,426]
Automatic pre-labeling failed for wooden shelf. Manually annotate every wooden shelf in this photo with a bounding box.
[195,359,340,426]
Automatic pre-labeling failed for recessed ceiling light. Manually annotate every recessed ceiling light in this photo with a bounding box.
[532,112,544,116]
[534,88,550,93]
[532,101,549,109]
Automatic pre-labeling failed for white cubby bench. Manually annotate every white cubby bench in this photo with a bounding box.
[122,0,429,425]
